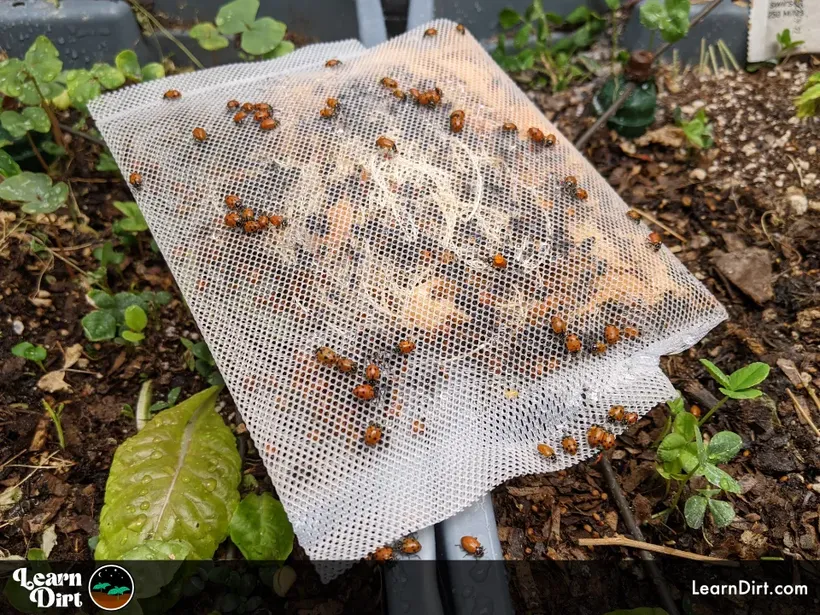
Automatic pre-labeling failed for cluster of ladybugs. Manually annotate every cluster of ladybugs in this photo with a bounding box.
[316,340,415,446]
[371,534,483,562]
[548,315,639,357]
[226,99,279,131]
[221,193,284,234]
[537,405,639,459]
[627,209,665,250]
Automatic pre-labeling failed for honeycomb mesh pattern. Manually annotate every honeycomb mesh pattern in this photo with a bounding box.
[90,21,726,575]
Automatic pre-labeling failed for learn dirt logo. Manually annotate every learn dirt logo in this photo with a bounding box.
[88,564,134,611]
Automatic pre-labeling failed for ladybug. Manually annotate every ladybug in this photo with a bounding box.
[392,89,407,100]
[373,546,394,561]
[233,111,248,124]
[576,188,589,200]
[424,27,438,37]
[254,110,271,122]
[544,133,557,146]
[241,102,254,112]
[561,436,578,455]
[224,212,240,228]
[601,432,616,450]
[491,253,508,269]
[325,58,342,67]
[270,214,286,228]
[164,89,181,99]
[565,334,582,353]
[593,341,607,355]
[528,127,550,144]
[365,363,381,381]
[193,127,208,142]
[336,356,357,374]
[460,536,484,558]
[397,339,416,355]
[537,443,556,459]
[604,325,620,345]
[316,346,338,366]
[502,122,517,132]
[401,536,421,554]
[587,425,606,447]
[241,207,255,220]
[450,110,465,133]
[260,118,279,131]
[408,88,421,101]
[326,97,340,109]
[624,412,639,425]
[417,91,432,107]
[254,103,271,112]
[353,383,376,401]
[227,100,240,110]
[648,231,663,251]
[608,405,625,422]
[243,219,260,234]
[128,172,142,188]
[456,23,466,35]
[364,423,383,446]
[623,326,639,338]
[690,405,702,419]
[563,176,578,192]
[381,77,398,89]
[550,316,567,335]
[376,136,397,152]
[627,209,642,222]
[320,107,336,119]
[254,215,269,230]
[224,194,241,209]
[429,87,442,105]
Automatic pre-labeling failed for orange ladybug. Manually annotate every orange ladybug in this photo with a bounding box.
[364,424,383,446]
[608,405,625,422]
[401,536,421,554]
[241,102,254,112]
[587,425,606,447]
[502,122,517,132]
[550,316,566,335]
[353,383,376,401]
[224,212,240,228]
[381,77,398,89]
[256,215,270,230]
[376,136,397,152]
[336,357,357,374]
[365,363,381,381]
[373,546,394,561]
[456,23,466,35]
[565,334,582,353]
[576,188,589,200]
[241,207,255,220]
[624,412,639,425]
[233,111,248,124]
[129,172,142,187]
[537,443,556,459]
[254,110,271,122]
[604,325,620,345]
[320,107,336,119]
[193,127,208,142]
[397,339,416,355]
[627,209,642,222]
[243,220,260,234]
[164,89,181,99]
[648,231,663,251]
[270,214,285,228]
[528,127,544,143]
[325,59,342,67]
[316,346,337,366]
[450,110,465,133]
[460,536,484,558]
[424,27,438,37]
[561,436,578,455]
[224,194,241,209]
[260,118,279,131]
[227,100,240,110]
[491,253,508,269]
[601,432,616,450]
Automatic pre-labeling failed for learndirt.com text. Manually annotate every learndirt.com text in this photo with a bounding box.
[692,580,808,597]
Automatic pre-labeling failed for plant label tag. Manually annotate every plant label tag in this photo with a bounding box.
[748,0,819,62]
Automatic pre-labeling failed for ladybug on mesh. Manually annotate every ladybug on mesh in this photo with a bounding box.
[227,99,240,110]
[392,89,407,101]
[233,111,248,124]
[254,110,271,122]
[316,346,338,366]
[336,356,357,374]
[400,536,422,555]
[561,436,578,455]
[460,536,484,558]
[243,219,260,234]
[456,23,466,35]
[320,107,336,119]
[376,136,397,153]
[624,412,639,425]
[565,334,582,353]
[129,172,142,188]
[365,363,381,381]
[450,110,465,133]
[325,58,342,67]
[601,432,617,450]
[575,188,589,200]
[537,443,556,459]
[491,253,508,269]
[353,383,376,401]
[627,209,642,223]
[224,194,241,209]
[364,424,383,446]
[241,207,255,221]
[587,425,606,447]
[424,27,438,37]
[256,215,270,230]
[260,118,279,131]
[373,546,394,561]
[224,212,240,228]
[270,214,286,228]
[604,325,620,345]
[397,339,416,355]
[381,77,398,89]
[241,102,254,112]
[193,127,208,142]
[593,341,607,355]
[562,176,578,193]
[502,122,518,132]
[164,89,181,99]
[528,127,556,146]
[648,231,663,251]
[608,405,625,422]
[550,316,567,335]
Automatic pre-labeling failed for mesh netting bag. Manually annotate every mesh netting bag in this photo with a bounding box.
[90,21,726,574]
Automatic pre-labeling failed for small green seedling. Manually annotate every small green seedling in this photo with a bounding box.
[12,341,47,371]
[112,200,148,237]
[42,399,66,449]
[698,359,770,424]
[190,0,294,58]
[776,28,804,61]
[114,50,165,84]
[149,386,182,413]
[674,107,714,149]
[122,304,148,344]
[639,0,690,44]
[181,337,224,386]
[81,289,171,344]
[795,72,820,118]
[86,241,125,289]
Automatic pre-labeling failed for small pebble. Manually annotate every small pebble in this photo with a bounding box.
[12,319,24,335]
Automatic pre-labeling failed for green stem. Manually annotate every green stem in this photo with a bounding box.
[35,360,46,373]
[653,415,672,448]
[26,72,66,147]
[25,131,49,173]
[42,401,65,449]
[698,396,728,426]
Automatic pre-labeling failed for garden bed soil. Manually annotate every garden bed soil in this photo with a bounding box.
[1,49,818,614]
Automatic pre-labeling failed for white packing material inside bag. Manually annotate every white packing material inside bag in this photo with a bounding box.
[90,21,726,579]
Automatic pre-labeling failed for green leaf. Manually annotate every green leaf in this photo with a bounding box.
[694,424,707,465]
[65,69,101,109]
[142,63,166,81]
[658,433,687,462]
[121,540,192,599]
[88,290,116,309]
[605,0,620,10]
[229,493,294,561]
[0,107,51,138]
[699,359,730,388]
[673,411,698,441]
[95,387,241,560]
[12,341,46,363]
[666,393,684,415]
[241,17,286,55]
[94,241,125,268]
[639,0,664,30]
[720,387,763,400]
[215,0,259,35]
[701,463,741,494]
[499,8,523,30]
[25,36,63,83]
[544,12,563,25]
[124,305,148,332]
[154,291,172,306]
[0,172,68,214]
[82,310,118,341]
[707,431,742,464]
[40,140,65,157]
[0,149,21,178]
[513,22,533,50]
[684,495,707,529]
[566,6,596,25]
[113,200,148,232]
[727,362,770,392]
[680,443,699,473]
[96,151,120,173]
[795,82,820,118]
[122,330,145,343]
[0,58,27,98]
[777,29,792,47]
[91,63,126,89]
[115,50,142,81]
[190,22,230,51]
[708,499,735,527]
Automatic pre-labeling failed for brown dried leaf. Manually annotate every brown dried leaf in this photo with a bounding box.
[37,370,70,393]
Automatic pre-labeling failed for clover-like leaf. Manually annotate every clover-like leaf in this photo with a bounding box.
[269,40,295,58]
[673,411,698,441]
[82,309,118,341]
[658,432,686,462]
[0,107,51,138]
[141,63,166,81]
[91,63,126,90]
[88,290,116,309]
[190,22,230,51]
[0,149,21,178]
[229,492,294,561]
[113,200,148,232]
[684,495,707,529]
[124,305,148,333]
[701,463,742,494]
[216,0,259,35]
[12,341,47,363]
[699,359,730,388]
[708,499,735,528]
[0,171,68,214]
[719,387,763,400]
[96,151,120,173]
[680,442,699,474]
[727,362,770,392]
[499,8,523,29]
[25,36,62,83]
[241,17,286,55]
[115,50,142,81]
[0,58,27,98]
[65,69,101,109]
[666,393,684,415]
[707,431,743,464]
[121,330,145,343]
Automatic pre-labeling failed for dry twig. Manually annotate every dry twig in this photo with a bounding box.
[786,388,820,438]
[578,535,739,566]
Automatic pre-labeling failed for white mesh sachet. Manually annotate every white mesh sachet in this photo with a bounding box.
[90,21,726,577]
